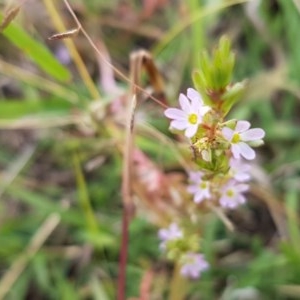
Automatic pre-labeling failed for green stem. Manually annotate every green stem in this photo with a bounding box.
[169,264,187,300]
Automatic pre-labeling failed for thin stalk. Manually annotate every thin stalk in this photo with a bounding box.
[43,0,100,100]
[117,94,137,299]
[169,264,187,300]
[62,0,167,109]
[117,205,130,300]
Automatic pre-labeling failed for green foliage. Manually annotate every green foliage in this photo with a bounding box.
[193,37,235,92]
[0,98,72,119]
[193,36,246,116]
[0,12,71,82]
[1,0,300,299]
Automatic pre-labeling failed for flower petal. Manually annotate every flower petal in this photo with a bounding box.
[194,190,205,203]
[234,172,251,182]
[170,119,188,130]
[187,88,202,103]
[179,94,191,112]
[235,183,249,193]
[187,185,199,194]
[164,108,186,119]
[180,253,209,279]
[190,97,202,114]
[230,159,251,181]
[199,105,210,116]
[158,229,168,240]
[201,149,211,162]
[222,127,234,141]
[241,128,265,141]
[231,143,241,159]
[219,195,231,208]
[204,189,211,199]
[158,223,182,242]
[237,194,246,204]
[189,171,203,182]
[185,125,198,138]
[238,142,256,160]
[236,120,250,132]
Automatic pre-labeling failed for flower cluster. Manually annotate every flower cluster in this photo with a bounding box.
[160,87,264,278]
[158,37,265,280]
[158,223,209,279]
[165,88,265,209]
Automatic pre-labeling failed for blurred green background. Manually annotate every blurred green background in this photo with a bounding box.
[0,0,300,299]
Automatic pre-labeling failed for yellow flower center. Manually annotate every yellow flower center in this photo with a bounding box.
[188,113,198,125]
[232,133,240,143]
[200,182,207,189]
[226,189,234,197]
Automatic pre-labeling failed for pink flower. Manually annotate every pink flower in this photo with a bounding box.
[187,171,211,203]
[222,120,265,160]
[229,158,251,182]
[164,88,210,138]
[158,223,183,250]
[219,180,249,209]
[180,253,209,279]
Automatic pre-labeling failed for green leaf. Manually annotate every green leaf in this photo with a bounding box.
[195,36,236,92]
[0,12,71,82]
[0,98,72,119]
[221,82,246,116]
[192,70,213,106]
[91,276,111,300]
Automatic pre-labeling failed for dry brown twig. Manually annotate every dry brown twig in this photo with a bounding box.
[60,0,167,108]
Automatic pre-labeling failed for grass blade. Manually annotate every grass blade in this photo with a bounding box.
[0,12,71,82]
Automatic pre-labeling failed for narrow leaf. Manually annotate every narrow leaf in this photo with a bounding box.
[0,12,71,82]
[0,6,20,32]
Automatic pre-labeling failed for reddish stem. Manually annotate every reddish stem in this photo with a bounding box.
[201,124,211,130]
[117,205,130,300]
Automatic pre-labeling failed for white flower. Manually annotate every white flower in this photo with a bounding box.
[187,171,211,203]
[158,223,183,250]
[219,180,249,209]
[180,253,209,279]
[222,120,265,160]
[164,88,210,138]
[229,158,251,182]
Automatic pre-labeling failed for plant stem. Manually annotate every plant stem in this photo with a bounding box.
[117,88,136,299]
[43,0,101,100]
[169,264,187,300]
[117,205,131,300]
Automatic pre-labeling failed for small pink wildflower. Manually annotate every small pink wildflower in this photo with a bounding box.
[187,171,211,203]
[158,223,183,250]
[219,180,249,209]
[180,253,209,279]
[222,120,265,160]
[164,88,210,138]
[229,158,251,182]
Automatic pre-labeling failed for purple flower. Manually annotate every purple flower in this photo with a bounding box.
[158,223,183,250]
[180,253,209,279]
[164,88,210,138]
[219,180,249,209]
[55,45,71,65]
[187,171,211,203]
[222,120,265,160]
[229,158,251,182]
